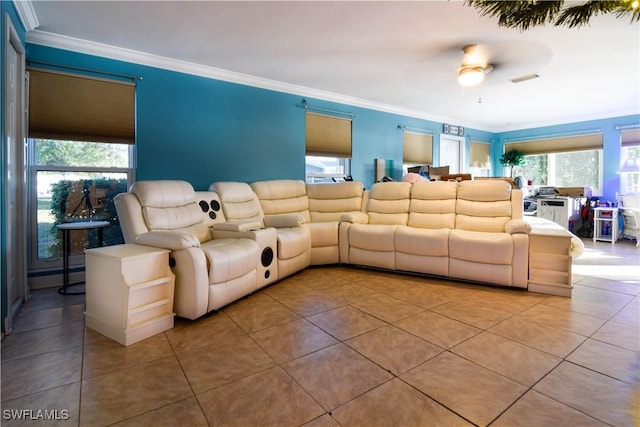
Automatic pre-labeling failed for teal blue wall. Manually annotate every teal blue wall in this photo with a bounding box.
[26,44,481,189]
[495,115,640,201]
[1,1,27,333]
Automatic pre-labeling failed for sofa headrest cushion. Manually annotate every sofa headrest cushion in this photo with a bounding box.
[411,181,458,200]
[132,180,196,208]
[457,180,511,202]
[306,181,364,199]
[130,181,203,231]
[369,182,412,200]
[251,180,307,200]
[211,182,257,203]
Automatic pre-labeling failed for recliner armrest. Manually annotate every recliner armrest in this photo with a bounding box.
[263,214,305,228]
[505,219,532,234]
[212,220,263,232]
[340,212,369,224]
[135,231,201,250]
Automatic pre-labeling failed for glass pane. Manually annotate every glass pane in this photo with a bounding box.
[470,167,491,178]
[553,151,599,189]
[305,155,350,183]
[35,139,129,168]
[36,171,128,259]
[517,154,548,186]
[620,146,640,194]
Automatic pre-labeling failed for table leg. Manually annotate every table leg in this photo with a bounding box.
[58,228,86,295]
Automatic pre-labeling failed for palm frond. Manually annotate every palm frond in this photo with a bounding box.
[466,0,640,30]
[555,1,618,27]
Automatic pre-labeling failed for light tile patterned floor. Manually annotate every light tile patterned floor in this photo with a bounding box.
[1,238,639,426]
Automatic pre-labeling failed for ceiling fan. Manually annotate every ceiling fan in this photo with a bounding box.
[458,44,494,86]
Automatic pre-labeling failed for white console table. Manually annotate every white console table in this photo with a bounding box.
[525,216,580,297]
[85,244,175,346]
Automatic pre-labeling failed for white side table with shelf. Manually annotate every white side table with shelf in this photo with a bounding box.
[85,244,175,346]
[593,207,620,243]
[527,226,573,297]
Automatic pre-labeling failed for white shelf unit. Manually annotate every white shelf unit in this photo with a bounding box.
[85,244,175,346]
[528,231,573,297]
[593,207,620,244]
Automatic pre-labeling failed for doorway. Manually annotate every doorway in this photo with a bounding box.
[4,15,28,333]
[440,134,464,173]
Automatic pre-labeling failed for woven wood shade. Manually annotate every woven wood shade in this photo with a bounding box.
[506,133,602,155]
[305,112,352,157]
[621,129,640,147]
[28,68,135,144]
[470,141,490,168]
[403,131,433,165]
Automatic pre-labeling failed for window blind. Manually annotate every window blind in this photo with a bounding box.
[403,131,433,165]
[621,129,640,147]
[305,112,352,157]
[28,68,135,144]
[505,133,602,155]
[470,141,490,168]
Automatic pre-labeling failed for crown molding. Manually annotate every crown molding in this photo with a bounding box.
[12,0,39,31]
[25,29,468,128]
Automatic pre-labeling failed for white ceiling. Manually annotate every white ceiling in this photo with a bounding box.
[23,1,640,132]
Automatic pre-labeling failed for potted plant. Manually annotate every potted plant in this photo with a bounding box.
[499,149,525,178]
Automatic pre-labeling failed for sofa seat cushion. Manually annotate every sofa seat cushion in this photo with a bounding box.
[348,223,396,251]
[276,226,311,260]
[308,222,339,247]
[395,226,449,256]
[201,238,259,284]
[449,229,513,265]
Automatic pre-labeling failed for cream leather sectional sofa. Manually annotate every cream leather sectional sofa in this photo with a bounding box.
[338,180,530,288]
[115,178,581,319]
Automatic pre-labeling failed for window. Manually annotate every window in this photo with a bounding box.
[515,150,603,195]
[469,141,491,178]
[30,139,133,270]
[305,112,352,183]
[506,133,603,195]
[620,129,640,195]
[27,68,135,277]
[402,131,432,174]
[305,156,351,183]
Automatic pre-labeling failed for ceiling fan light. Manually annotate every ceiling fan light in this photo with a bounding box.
[458,67,485,86]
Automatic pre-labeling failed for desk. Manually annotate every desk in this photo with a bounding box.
[56,220,110,295]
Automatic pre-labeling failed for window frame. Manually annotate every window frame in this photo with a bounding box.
[27,139,135,274]
[515,148,603,196]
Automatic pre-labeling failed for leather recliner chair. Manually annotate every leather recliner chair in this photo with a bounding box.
[210,181,311,281]
[114,180,270,319]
